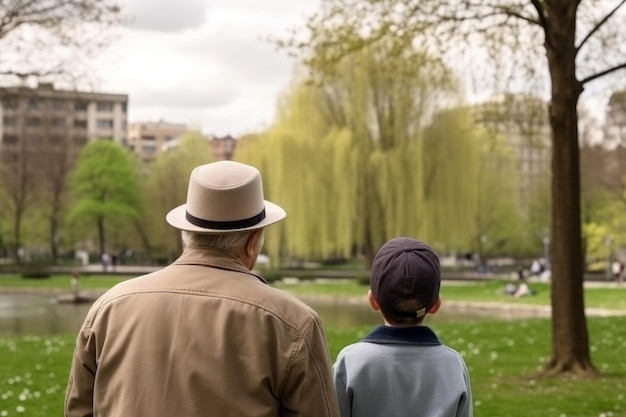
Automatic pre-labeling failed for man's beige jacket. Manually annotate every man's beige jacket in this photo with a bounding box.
[65,248,339,417]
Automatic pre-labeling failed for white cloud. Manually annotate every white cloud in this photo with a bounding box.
[95,0,318,136]
[124,0,210,32]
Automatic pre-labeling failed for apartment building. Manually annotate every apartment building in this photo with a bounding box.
[470,94,552,206]
[0,83,128,155]
[127,120,188,162]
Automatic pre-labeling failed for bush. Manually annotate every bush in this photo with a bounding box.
[20,264,51,279]
[355,275,370,286]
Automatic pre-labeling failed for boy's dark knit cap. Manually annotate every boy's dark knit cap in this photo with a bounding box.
[370,237,441,319]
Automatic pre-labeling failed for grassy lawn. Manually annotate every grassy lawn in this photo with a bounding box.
[3,273,626,311]
[0,274,130,290]
[1,274,626,416]
[1,318,625,417]
[274,278,626,311]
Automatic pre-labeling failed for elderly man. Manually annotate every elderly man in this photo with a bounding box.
[65,160,339,417]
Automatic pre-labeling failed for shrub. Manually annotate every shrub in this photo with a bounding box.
[20,264,51,279]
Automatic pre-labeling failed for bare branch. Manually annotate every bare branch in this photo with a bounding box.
[0,0,122,85]
[529,0,549,30]
[577,0,626,53]
[580,61,626,85]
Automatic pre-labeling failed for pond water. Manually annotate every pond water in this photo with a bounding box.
[0,293,538,337]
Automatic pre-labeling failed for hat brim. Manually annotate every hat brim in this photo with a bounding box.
[166,200,286,234]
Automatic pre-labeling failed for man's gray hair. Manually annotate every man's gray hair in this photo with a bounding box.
[181,230,262,252]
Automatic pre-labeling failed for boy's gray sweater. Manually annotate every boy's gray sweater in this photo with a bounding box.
[333,325,472,417]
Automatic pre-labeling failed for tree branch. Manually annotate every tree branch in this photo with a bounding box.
[529,0,548,28]
[580,61,626,85]
[577,0,626,53]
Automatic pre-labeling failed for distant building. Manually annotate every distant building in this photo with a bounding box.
[211,135,237,160]
[127,120,188,162]
[0,83,128,154]
[470,94,552,206]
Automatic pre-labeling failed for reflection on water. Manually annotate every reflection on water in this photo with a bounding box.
[0,293,537,337]
[0,293,90,336]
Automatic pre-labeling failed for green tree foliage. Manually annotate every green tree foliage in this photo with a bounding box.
[67,140,141,255]
[471,126,523,264]
[142,132,213,261]
[237,42,480,263]
[279,0,626,378]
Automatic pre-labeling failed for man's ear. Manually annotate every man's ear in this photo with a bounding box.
[428,296,442,314]
[367,289,381,312]
[245,229,264,258]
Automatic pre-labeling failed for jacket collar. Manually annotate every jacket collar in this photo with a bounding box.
[362,325,442,346]
[173,247,268,284]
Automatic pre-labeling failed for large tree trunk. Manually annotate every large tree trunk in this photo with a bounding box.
[543,1,597,376]
[97,216,106,256]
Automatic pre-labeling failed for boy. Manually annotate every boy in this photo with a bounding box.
[333,237,472,417]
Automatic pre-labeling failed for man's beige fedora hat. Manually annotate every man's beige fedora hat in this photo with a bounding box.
[166,160,286,234]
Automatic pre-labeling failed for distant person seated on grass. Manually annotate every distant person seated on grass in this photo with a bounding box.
[503,271,535,298]
[513,278,534,298]
[332,237,472,417]
[503,282,518,296]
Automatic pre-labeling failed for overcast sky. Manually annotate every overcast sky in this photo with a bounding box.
[94,0,614,138]
[96,0,319,137]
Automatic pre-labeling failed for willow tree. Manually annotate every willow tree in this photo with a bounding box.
[238,41,479,263]
[143,132,212,261]
[471,125,523,264]
[281,0,626,377]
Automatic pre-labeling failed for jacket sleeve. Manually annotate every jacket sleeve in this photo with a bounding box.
[65,325,97,417]
[332,355,352,417]
[457,363,473,417]
[279,314,340,417]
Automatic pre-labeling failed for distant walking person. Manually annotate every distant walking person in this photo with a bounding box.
[612,260,622,281]
[333,237,472,417]
[65,161,339,417]
[100,252,111,272]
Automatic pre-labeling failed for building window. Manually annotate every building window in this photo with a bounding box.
[97,102,114,112]
[1,97,19,110]
[142,143,157,154]
[2,116,18,126]
[50,99,66,111]
[2,134,19,144]
[73,119,87,128]
[74,101,88,111]
[26,117,41,126]
[73,136,88,146]
[141,135,156,141]
[96,119,114,129]
[121,103,127,113]
[27,98,42,110]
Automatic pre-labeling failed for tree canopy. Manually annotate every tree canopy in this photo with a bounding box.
[68,140,141,255]
[237,42,480,263]
[278,0,626,376]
